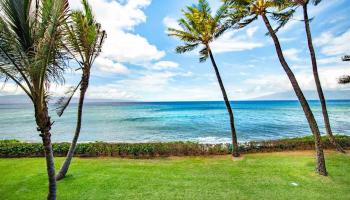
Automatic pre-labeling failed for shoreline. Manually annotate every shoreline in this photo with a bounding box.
[3,133,350,144]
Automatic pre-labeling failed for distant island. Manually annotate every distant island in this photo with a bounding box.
[1,89,349,104]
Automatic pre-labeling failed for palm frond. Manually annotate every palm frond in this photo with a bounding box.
[0,0,32,51]
[168,0,229,59]
[199,47,209,62]
[267,8,296,35]
[0,0,70,106]
[55,80,82,117]
[311,0,322,6]
[238,14,258,28]
[175,43,200,54]
[65,0,106,70]
[54,0,105,117]
[338,75,350,85]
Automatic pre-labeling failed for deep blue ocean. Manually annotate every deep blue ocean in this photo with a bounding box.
[0,100,349,143]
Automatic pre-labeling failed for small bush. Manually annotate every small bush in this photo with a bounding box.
[0,135,349,158]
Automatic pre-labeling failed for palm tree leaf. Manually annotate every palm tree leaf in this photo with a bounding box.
[199,47,209,62]
[267,8,296,35]
[0,0,32,51]
[175,43,200,54]
[338,75,350,85]
[312,0,322,6]
[55,80,82,117]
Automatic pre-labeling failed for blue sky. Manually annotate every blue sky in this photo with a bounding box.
[1,0,350,101]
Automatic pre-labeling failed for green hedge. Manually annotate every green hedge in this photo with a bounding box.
[0,135,349,158]
[239,135,350,153]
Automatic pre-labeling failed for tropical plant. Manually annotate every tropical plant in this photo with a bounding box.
[55,0,106,181]
[339,55,350,84]
[343,55,350,62]
[0,0,69,199]
[338,76,350,84]
[223,0,327,176]
[168,0,240,157]
[288,0,346,153]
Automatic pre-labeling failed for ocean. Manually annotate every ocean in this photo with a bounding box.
[0,100,349,143]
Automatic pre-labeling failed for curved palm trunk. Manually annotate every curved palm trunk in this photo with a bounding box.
[208,47,239,157]
[262,14,327,176]
[35,102,56,200]
[56,69,90,181]
[302,4,345,153]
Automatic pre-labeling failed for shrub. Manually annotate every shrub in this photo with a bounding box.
[0,135,349,158]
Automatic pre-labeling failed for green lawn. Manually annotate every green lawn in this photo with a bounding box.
[0,151,349,200]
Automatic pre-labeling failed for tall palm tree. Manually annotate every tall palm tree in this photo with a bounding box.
[168,0,240,157]
[55,0,106,181]
[0,0,69,199]
[292,0,345,153]
[224,0,327,176]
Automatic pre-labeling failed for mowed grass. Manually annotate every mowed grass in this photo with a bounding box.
[0,151,349,200]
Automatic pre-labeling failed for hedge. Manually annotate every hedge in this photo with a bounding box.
[0,135,349,158]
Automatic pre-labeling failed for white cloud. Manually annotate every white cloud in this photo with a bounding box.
[86,84,141,100]
[151,61,179,70]
[284,48,301,61]
[317,56,343,65]
[246,26,259,38]
[163,16,181,33]
[79,70,201,101]
[102,30,165,64]
[315,29,350,56]
[211,30,264,53]
[83,71,185,100]
[243,64,350,98]
[0,82,25,95]
[69,0,165,65]
[95,57,129,74]
[279,0,345,33]
[69,0,150,31]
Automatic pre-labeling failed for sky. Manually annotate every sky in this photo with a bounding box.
[1,0,350,101]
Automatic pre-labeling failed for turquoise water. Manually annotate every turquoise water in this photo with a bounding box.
[0,101,349,143]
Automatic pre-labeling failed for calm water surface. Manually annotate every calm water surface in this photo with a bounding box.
[0,101,349,143]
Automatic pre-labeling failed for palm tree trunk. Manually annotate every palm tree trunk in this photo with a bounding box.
[261,14,327,176]
[302,4,345,153]
[56,70,90,180]
[208,47,239,157]
[35,103,56,200]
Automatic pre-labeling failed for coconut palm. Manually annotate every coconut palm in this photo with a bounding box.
[55,0,106,181]
[223,0,327,175]
[290,0,345,153]
[339,76,350,84]
[0,0,69,199]
[168,0,240,157]
[343,55,350,62]
[339,55,350,84]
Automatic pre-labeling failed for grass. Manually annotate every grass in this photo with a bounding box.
[0,151,349,200]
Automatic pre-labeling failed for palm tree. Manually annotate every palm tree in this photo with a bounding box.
[339,55,350,84]
[292,0,346,153]
[168,0,240,157]
[343,55,350,61]
[339,76,350,84]
[224,0,327,176]
[0,0,69,199]
[55,0,106,181]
